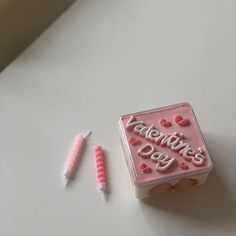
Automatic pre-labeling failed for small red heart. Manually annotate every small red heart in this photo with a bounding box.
[174,115,190,127]
[129,137,141,146]
[133,140,141,145]
[139,163,152,173]
[139,163,147,170]
[129,137,135,143]
[143,167,152,173]
[175,115,183,123]
[180,162,189,170]
[159,119,172,127]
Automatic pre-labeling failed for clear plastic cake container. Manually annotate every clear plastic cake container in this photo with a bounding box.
[119,103,213,199]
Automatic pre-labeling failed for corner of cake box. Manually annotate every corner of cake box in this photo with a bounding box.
[133,177,147,189]
[119,116,127,131]
[118,116,123,125]
[119,114,128,127]
[206,158,214,173]
[180,101,193,108]
[132,179,149,200]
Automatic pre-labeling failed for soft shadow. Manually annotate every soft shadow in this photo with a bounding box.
[0,0,77,71]
[139,133,236,224]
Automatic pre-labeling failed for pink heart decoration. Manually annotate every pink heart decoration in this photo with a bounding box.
[129,137,141,146]
[159,118,172,127]
[174,115,190,127]
[180,162,189,170]
[139,163,152,173]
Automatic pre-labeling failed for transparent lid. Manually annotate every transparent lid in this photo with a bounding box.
[119,103,213,187]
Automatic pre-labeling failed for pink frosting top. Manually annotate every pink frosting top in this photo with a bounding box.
[119,103,213,187]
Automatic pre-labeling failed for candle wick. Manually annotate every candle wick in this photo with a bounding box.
[100,189,105,199]
[84,131,92,138]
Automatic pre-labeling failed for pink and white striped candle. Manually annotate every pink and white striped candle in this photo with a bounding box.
[63,132,90,186]
[94,144,106,192]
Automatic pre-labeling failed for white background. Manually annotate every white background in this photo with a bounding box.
[1,0,236,235]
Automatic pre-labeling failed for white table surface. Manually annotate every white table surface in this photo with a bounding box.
[1,0,236,235]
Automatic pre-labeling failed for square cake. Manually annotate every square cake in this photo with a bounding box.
[119,103,213,199]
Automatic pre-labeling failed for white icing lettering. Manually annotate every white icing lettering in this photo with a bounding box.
[167,135,180,147]
[182,148,195,161]
[155,133,168,143]
[144,124,155,138]
[126,116,207,167]
[126,116,144,130]
[151,152,166,162]
[172,141,189,151]
[192,153,205,166]
[134,124,145,134]
[155,156,176,172]
[138,144,154,157]
[147,129,159,141]
[138,144,176,172]
[160,135,170,146]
